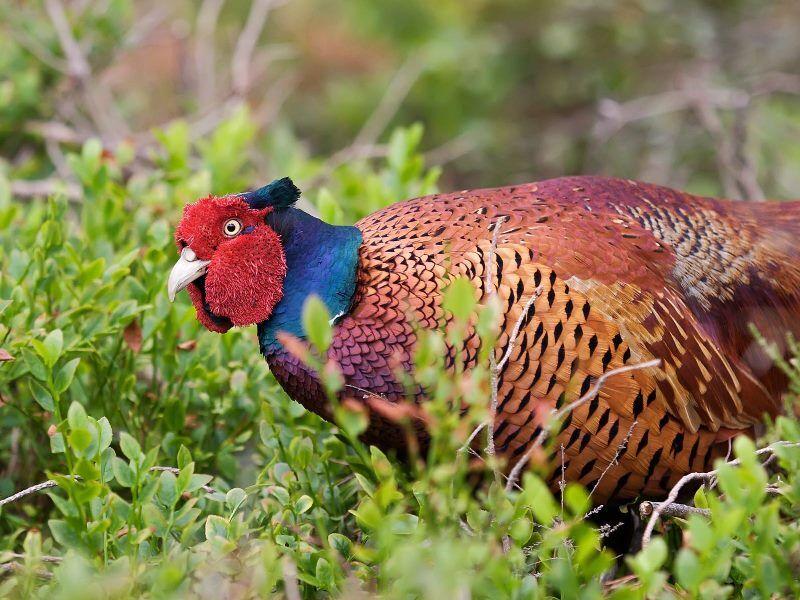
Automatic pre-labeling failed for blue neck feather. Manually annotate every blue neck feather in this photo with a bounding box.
[257,207,362,356]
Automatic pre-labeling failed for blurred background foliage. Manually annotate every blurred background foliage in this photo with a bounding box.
[2,0,800,199]
[1,0,800,597]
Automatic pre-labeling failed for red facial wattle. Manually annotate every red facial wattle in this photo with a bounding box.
[170,195,287,332]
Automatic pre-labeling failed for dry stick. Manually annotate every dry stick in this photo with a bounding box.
[5,553,62,563]
[458,284,542,455]
[0,562,53,580]
[10,178,82,202]
[692,98,745,200]
[231,0,285,96]
[0,467,219,508]
[195,0,226,111]
[351,54,426,149]
[641,440,800,547]
[45,0,127,139]
[44,0,90,80]
[505,359,662,493]
[496,287,543,373]
[639,501,710,519]
[484,217,507,469]
[281,556,302,600]
[589,420,638,499]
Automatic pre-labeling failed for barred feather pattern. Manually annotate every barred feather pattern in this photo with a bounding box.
[267,176,800,501]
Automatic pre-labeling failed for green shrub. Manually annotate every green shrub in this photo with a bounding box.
[1,112,800,598]
[2,2,800,597]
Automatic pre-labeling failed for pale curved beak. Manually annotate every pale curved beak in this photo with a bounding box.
[168,247,211,302]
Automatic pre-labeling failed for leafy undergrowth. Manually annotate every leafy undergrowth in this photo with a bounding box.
[1,116,800,599]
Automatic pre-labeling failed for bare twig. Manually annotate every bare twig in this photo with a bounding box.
[496,286,543,373]
[351,54,426,149]
[589,420,638,498]
[484,217,507,467]
[231,0,284,96]
[0,479,62,508]
[4,553,61,563]
[10,179,82,202]
[44,0,90,80]
[281,556,302,600]
[459,422,487,454]
[641,440,800,547]
[45,0,128,139]
[505,359,662,493]
[195,0,226,110]
[0,466,219,508]
[0,562,53,580]
[639,500,710,519]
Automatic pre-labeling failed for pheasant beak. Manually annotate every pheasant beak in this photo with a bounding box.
[167,246,211,302]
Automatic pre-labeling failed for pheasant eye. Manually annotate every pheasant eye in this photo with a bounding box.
[223,219,242,237]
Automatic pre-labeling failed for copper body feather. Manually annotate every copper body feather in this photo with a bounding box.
[268,176,800,501]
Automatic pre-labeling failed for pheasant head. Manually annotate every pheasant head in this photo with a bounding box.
[167,178,300,333]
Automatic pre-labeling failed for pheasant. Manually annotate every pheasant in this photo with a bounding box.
[168,176,800,502]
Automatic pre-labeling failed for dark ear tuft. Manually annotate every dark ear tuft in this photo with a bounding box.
[240,177,300,209]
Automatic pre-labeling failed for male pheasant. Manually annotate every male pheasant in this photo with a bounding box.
[168,176,800,502]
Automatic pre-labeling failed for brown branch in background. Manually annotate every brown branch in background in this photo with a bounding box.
[641,440,800,547]
[231,0,284,97]
[45,0,129,140]
[195,0,227,111]
[122,5,173,48]
[10,179,82,202]
[591,68,800,201]
[351,54,426,149]
[0,562,53,580]
[44,0,90,80]
[691,96,748,200]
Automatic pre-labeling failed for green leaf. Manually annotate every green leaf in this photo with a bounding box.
[302,295,332,354]
[40,329,64,367]
[225,487,246,512]
[186,474,213,494]
[521,474,559,524]
[443,277,476,322]
[333,404,368,439]
[142,504,168,537]
[315,557,334,590]
[99,447,115,483]
[157,471,178,507]
[68,428,92,453]
[289,436,314,469]
[48,519,81,549]
[50,432,65,454]
[119,432,142,461]
[204,515,228,540]
[97,417,113,452]
[67,401,89,431]
[328,533,352,557]
[294,495,313,514]
[112,457,134,487]
[55,358,80,393]
[177,445,192,470]
[29,380,54,411]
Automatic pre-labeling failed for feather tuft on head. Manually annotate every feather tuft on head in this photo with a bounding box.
[239,177,301,210]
